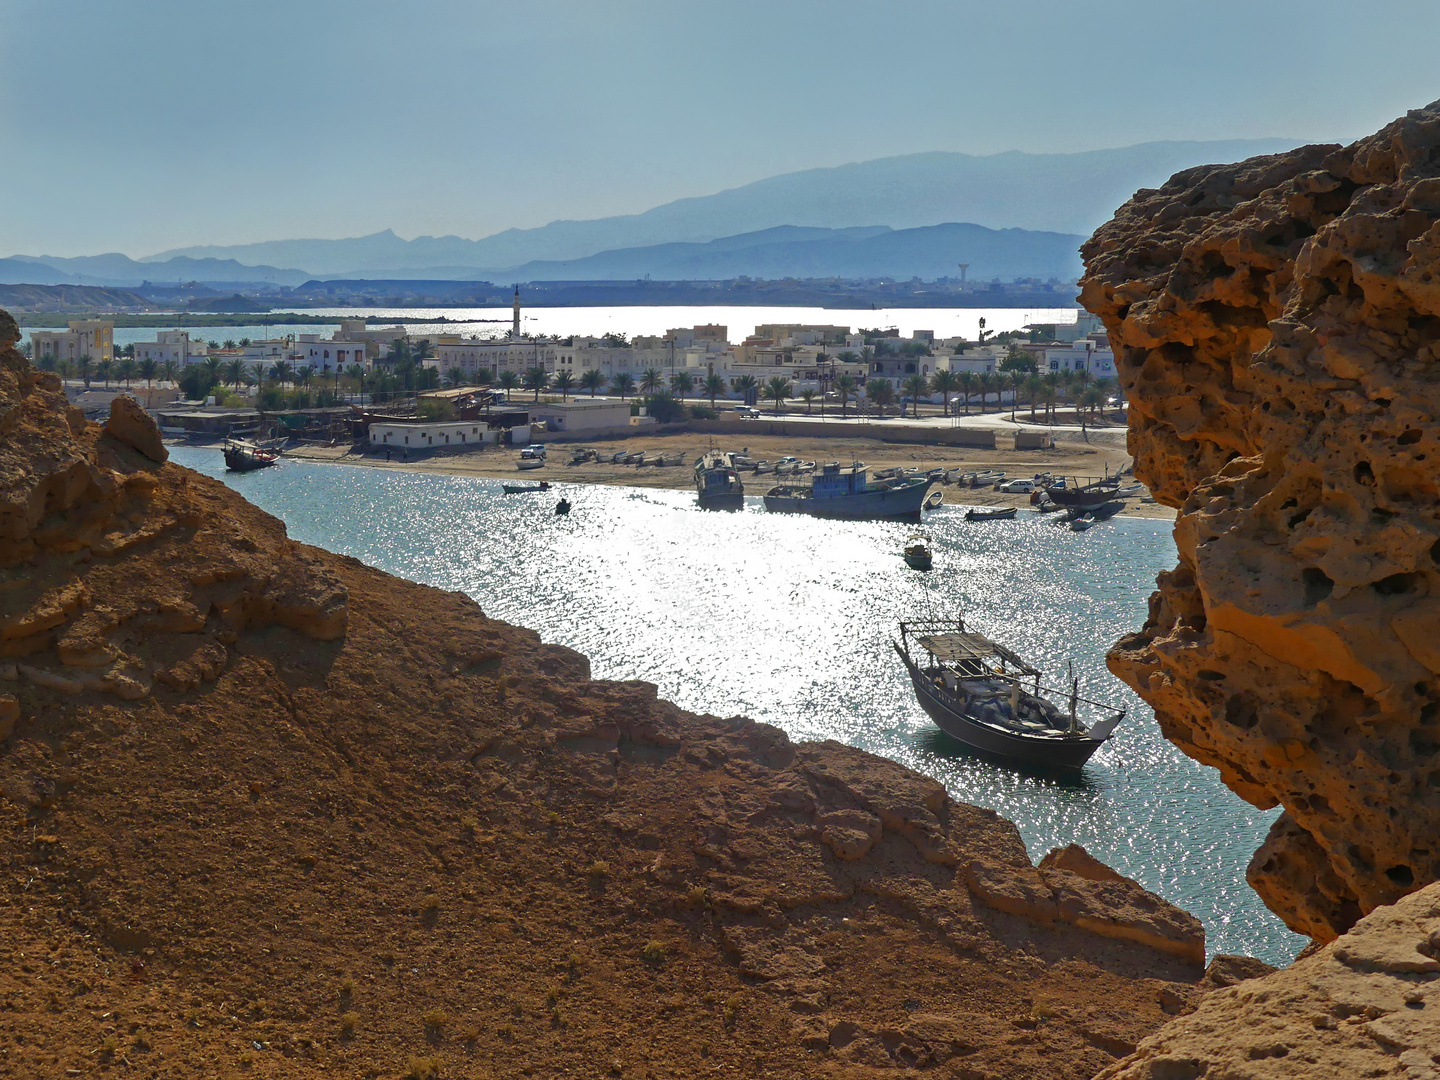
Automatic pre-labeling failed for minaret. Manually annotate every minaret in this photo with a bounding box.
[511,285,521,339]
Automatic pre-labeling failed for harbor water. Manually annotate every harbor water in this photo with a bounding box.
[170,447,1303,965]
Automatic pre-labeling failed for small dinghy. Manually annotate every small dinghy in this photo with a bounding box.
[502,481,551,494]
[965,506,1017,522]
[555,497,571,516]
[924,488,944,509]
[223,440,278,472]
[903,534,933,571]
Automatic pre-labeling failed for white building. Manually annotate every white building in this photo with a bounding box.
[527,399,633,435]
[30,320,113,366]
[368,420,499,450]
[294,335,369,375]
[132,330,207,367]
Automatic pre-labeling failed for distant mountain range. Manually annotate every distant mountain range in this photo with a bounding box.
[3,138,1297,286]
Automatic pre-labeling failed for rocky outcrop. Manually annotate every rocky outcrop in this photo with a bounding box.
[1097,881,1440,1079]
[104,393,167,463]
[0,312,1238,1078]
[1080,102,1440,942]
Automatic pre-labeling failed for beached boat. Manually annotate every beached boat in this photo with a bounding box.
[517,457,545,471]
[657,452,685,467]
[1045,476,1120,509]
[902,534,933,571]
[754,461,775,475]
[502,481,551,494]
[694,450,745,511]
[924,488,944,509]
[223,440,278,472]
[893,618,1126,770]
[964,506,1017,521]
[610,450,629,464]
[1068,514,1095,531]
[763,463,932,522]
[568,449,596,465]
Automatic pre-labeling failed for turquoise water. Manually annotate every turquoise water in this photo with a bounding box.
[171,447,1302,965]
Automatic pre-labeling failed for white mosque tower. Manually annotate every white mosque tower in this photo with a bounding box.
[511,285,521,339]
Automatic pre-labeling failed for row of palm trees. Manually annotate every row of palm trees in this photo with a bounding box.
[441,361,1118,423]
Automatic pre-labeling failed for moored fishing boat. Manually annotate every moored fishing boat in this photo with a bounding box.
[223,440,278,472]
[763,463,931,522]
[1045,476,1120,509]
[502,481,551,494]
[964,506,1016,521]
[902,533,933,570]
[893,618,1126,770]
[694,449,745,511]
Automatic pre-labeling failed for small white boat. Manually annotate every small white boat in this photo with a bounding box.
[611,450,629,463]
[754,460,775,474]
[1069,515,1095,532]
[795,461,816,474]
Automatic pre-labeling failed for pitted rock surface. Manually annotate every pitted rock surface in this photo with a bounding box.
[1097,882,1440,1079]
[1081,101,1440,941]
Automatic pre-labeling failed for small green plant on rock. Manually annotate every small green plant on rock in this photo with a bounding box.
[406,1055,443,1080]
[641,940,666,965]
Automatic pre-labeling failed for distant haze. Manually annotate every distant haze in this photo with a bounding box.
[4,0,1439,258]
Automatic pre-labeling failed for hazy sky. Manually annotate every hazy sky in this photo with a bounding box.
[5,0,1440,256]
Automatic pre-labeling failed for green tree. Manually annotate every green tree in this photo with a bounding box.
[640,367,664,394]
[956,371,975,415]
[521,366,549,402]
[203,355,225,387]
[977,372,997,413]
[161,358,180,387]
[865,378,895,417]
[1023,373,1044,420]
[1042,372,1060,423]
[223,357,246,390]
[222,339,236,350]
[762,376,792,414]
[95,359,113,388]
[901,374,929,418]
[444,366,465,388]
[77,354,93,388]
[116,358,138,389]
[1000,345,1037,374]
[800,387,816,414]
[609,372,636,399]
[701,373,726,407]
[580,369,606,397]
[551,369,576,401]
[268,360,294,387]
[732,373,758,406]
[138,358,158,387]
[669,370,695,399]
[834,373,858,418]
[929,370,958,417]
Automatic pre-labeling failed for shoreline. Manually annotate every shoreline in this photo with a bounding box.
[188,429,1177,520]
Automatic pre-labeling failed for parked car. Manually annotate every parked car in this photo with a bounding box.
[997,478,1034,494]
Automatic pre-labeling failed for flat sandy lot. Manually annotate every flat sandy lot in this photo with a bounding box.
[275,427,1176,520]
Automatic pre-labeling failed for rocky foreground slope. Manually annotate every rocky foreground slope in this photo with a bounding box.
[1080,102,1440,944]
[0,308,1246,1079]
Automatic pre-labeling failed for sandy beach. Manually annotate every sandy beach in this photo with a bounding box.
[273,426,1177,519]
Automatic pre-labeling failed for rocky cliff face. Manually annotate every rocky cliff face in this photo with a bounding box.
[1098,880,1440,1079]
[0,312,1240,1077]
[1080,103,1440,942]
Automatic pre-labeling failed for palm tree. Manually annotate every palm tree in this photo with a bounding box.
[551,369,576,401]
[268,360,294,387]
[733,374,759,407]
[669,370,695,400]
[702,373,726,408]
[444,367,465,388]
[204,355,225,388]
[222,339,236,350]
[640,367,664,394]
[835,373,859,418]
[95,359,113,388]
[521,366,549,402]
[800,388,816,414]
[1023,373,1044,420]
[580,369,606,397]
[412,339,435,366]
[116,358,138,389]
[610,372,636,400]
[1042,373,1060,424]
[161,359,180,387]
[865,378,895,417]
[1092,377,1116,419]
[929,370,958,417]
[496,370,520,396]
[901,374,929,418]
[77,354,93,388]
[295,365,314,391]
[956,371,975,415]
[977,372,997,413]
[762,375,792,415]
[223,358,246,390]
[138,358,158,389]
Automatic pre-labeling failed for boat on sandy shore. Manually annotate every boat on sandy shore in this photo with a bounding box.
[894,617,1126,770]
[694,450,745,511]
[763,463,931,522]
[223,440,278,472]
[924,488,944,509]
[1045,476,1121,509]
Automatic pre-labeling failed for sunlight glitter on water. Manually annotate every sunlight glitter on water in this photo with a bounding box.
[172,447,1302,965]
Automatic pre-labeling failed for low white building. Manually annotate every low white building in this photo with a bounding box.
[132,330,207,367]
[527,398,632,434]
[294,335,369,375]
[368,420,498,450]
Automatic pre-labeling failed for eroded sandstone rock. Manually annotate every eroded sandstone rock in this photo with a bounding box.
[104,394,167,464]
[1081,102,1440,941]
[1097,882,1440,1079]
